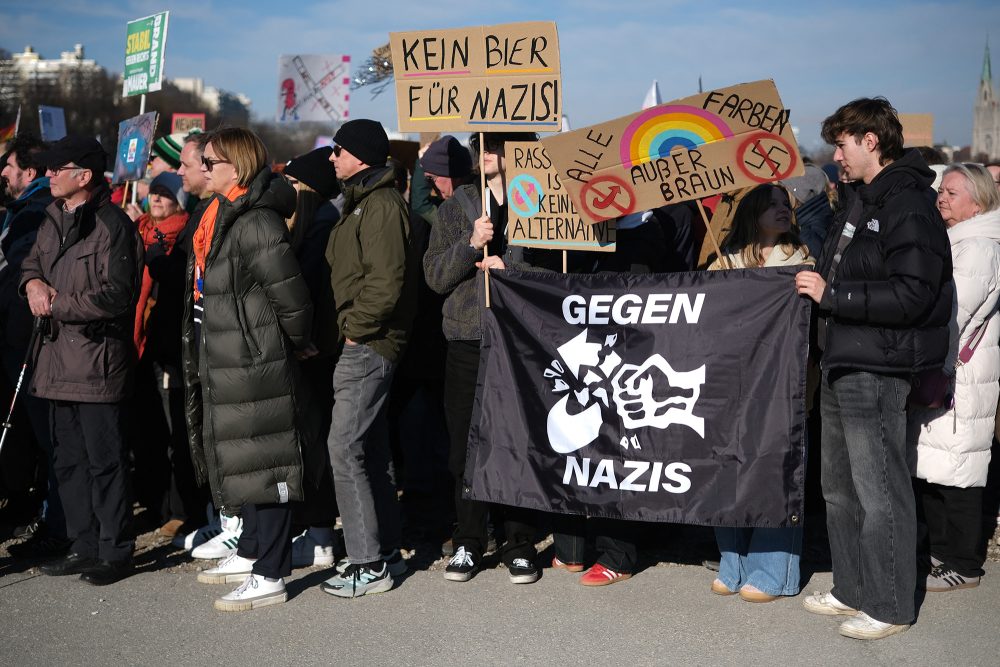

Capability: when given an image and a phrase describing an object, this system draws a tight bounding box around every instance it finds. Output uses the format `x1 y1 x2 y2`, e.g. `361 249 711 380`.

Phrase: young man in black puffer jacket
795 98 953 640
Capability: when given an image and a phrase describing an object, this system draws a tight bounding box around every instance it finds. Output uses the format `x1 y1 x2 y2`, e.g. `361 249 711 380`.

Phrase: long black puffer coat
181 167 313 515
816 149 953 373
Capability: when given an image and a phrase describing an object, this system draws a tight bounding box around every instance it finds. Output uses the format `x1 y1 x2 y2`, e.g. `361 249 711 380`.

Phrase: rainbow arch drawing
619 105 734 168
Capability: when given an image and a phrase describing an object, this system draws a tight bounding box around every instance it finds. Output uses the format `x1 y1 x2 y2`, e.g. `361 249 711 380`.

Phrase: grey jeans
328 342 401 564
821 369 916 625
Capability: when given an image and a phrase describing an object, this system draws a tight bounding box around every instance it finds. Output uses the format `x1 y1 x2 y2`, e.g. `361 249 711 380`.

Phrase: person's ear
863 132 879 153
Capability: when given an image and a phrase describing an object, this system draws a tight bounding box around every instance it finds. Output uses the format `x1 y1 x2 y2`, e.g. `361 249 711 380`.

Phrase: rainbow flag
0 122 15 143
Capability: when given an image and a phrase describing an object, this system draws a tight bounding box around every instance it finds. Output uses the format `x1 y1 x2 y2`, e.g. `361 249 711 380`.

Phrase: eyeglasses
50 164 83 174
470 137 503 153
201 156 230 172
332 145 343 157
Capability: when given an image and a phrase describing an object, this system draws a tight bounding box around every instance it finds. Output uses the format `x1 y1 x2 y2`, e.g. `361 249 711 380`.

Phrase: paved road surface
1 559 997 665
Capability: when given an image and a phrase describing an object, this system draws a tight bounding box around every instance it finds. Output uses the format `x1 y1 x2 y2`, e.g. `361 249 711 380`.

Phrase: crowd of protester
1 97 999 639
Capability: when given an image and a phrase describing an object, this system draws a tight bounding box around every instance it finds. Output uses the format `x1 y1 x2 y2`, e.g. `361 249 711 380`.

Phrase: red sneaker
551 556 584 573
579 563 632 586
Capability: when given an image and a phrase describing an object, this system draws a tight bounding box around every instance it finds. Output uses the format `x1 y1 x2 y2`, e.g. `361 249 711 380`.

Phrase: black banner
465 267 810 527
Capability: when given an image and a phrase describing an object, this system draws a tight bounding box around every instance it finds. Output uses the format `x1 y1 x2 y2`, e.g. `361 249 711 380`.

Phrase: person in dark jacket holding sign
424 131 545 585
20 135 143 586
179 128 314 612
795 98 953 640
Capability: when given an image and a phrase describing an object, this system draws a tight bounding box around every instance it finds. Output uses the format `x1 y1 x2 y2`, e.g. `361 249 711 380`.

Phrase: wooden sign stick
480 131 491 308
120 181 130 210
696 199 731 270
562 250 567 274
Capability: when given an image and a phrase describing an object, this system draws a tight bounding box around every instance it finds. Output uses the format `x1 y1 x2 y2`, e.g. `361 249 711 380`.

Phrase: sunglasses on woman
201 156 230 171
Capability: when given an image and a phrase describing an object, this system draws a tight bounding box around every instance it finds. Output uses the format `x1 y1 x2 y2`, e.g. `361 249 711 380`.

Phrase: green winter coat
181 167 313 515
325 166 416 362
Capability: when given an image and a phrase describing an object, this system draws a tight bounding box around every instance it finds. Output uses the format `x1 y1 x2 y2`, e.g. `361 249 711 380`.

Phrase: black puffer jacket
181 168 313 515
816 149 953 373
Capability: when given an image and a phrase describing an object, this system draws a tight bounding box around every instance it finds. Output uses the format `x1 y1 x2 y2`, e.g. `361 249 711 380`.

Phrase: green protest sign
123 11 169 97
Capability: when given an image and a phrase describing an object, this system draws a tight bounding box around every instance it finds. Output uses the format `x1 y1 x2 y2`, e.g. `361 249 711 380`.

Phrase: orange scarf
134 211 189 357
192 184 247 300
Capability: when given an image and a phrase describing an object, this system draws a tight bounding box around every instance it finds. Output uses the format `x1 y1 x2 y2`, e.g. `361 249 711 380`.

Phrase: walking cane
0 316 46 456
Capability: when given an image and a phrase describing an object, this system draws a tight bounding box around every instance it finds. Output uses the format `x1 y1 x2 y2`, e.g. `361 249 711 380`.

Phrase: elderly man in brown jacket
19 136 142 586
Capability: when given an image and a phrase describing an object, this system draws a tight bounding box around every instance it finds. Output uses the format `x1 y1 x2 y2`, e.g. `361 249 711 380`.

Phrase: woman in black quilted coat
180 127 314 611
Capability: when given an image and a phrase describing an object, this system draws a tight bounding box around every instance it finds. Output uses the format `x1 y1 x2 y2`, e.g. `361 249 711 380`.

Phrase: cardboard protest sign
123 11 169 96
112 112 158 184
506 142 615 252
277 55 351 123
542 80 803 224
171 113 205 134
900 113 934 147
389 22 561 132
38 105 66 142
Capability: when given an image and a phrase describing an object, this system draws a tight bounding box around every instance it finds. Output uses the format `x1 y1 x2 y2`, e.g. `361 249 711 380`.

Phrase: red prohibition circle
736 131 799 183
579 175 636 222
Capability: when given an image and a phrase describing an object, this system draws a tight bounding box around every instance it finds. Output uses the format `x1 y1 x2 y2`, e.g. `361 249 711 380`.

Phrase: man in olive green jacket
320 119 417 598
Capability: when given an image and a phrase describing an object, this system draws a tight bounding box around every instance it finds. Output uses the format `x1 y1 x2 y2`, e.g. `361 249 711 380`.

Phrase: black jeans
444 339 536 564
237 503 293 579
916 479 985 577
51 401 133 562
552 514 638 573
820 370 915 625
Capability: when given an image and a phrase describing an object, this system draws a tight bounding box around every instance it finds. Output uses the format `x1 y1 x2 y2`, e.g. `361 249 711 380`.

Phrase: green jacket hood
340 166 397 211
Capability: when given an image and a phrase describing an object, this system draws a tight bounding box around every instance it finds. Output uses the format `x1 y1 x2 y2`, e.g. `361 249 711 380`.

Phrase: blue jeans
715 527 802 596
821 370 916 625
328 343 401 564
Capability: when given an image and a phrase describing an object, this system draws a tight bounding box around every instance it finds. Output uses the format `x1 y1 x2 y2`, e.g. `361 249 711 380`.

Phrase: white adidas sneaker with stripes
191 514 243 560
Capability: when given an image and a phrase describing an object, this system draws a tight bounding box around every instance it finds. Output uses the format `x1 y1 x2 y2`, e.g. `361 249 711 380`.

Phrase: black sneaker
443 546 478 582
380 549 408 577
12 519 41 540
39 552 99 576
79 559 134 586
8 532 73 560
508 558 539 584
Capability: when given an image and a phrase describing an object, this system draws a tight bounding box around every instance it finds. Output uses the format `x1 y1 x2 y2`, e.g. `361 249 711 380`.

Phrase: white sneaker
191 515 242 560
197 553 256 584
291 529 335 568
214 574 286 612
802 591 858 616
839 612 909 640
172 516 222 551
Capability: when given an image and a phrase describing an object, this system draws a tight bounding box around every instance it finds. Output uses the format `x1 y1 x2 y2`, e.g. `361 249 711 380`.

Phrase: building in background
972 41 1000 161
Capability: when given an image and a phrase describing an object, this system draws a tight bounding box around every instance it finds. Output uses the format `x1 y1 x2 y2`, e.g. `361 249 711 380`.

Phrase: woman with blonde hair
910 162 1000 592
180 127 314 611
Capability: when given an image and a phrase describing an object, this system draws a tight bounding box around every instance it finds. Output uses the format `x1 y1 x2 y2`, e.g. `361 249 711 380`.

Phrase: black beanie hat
420 135 472 178
333 119 389 168
284 146 339 199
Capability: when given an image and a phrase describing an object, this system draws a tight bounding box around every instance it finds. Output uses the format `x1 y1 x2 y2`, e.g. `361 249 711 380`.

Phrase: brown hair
820 97 904 166
720 184 806 267
203 127 268 187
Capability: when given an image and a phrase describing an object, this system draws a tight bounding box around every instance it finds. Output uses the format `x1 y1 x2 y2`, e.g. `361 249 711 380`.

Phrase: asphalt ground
1 528 998 666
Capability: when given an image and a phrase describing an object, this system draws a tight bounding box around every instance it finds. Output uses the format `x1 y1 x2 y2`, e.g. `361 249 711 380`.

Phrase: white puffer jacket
909 207 1000 488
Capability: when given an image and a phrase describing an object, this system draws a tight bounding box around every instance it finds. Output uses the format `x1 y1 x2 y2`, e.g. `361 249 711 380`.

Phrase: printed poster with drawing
112 112 158 185
276 55 351 123
542 79 804 224
465 268 810 527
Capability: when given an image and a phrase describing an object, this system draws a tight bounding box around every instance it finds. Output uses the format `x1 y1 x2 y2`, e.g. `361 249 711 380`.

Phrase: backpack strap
453 186 482 224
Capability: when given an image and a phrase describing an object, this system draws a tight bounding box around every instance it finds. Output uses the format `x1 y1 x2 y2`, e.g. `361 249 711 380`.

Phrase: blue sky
3 1 999 152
